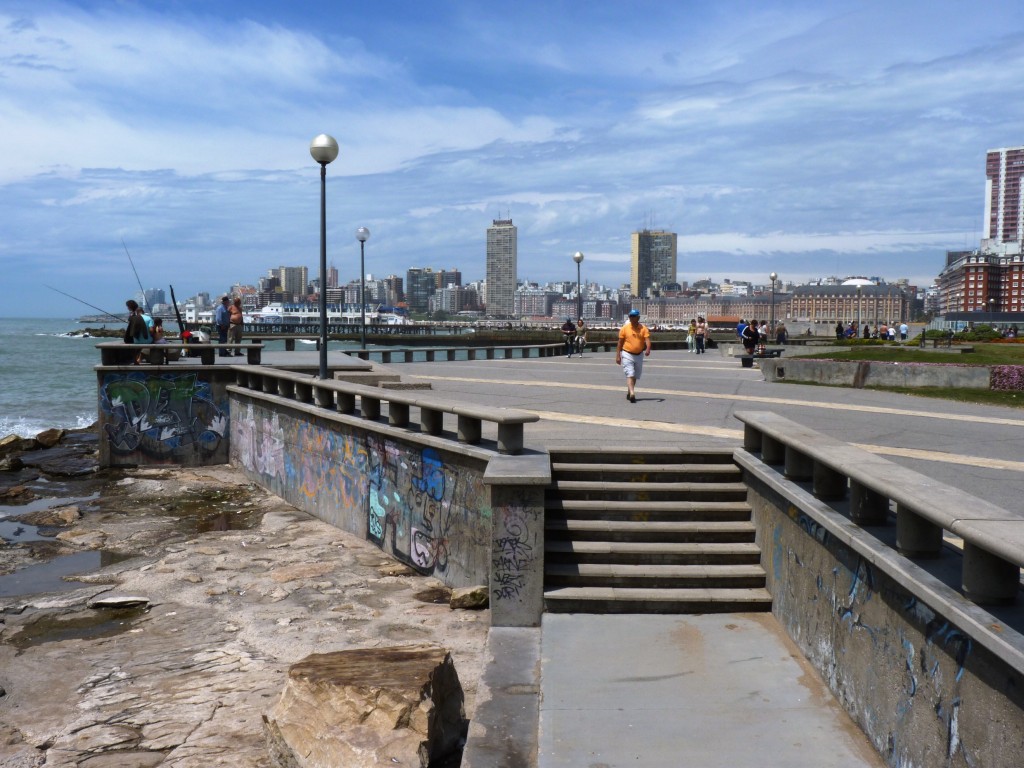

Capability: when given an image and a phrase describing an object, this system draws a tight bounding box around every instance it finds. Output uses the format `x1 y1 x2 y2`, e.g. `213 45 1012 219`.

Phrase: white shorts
621 350 643 379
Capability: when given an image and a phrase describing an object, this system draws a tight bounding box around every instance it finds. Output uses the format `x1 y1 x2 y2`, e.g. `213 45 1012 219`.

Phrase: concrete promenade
396 348 1022 767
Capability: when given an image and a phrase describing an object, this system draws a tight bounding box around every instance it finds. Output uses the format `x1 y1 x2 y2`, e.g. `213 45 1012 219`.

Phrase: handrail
735 410 1024 605
232 366 538 454
96 341 263 366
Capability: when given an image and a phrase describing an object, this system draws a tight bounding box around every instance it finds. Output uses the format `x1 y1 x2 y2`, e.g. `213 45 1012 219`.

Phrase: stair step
543 586 773 614
545 519 756 543
545 541 761 565
548 480 748 501
545 562 766 588
547 500 752 521
551 462 742 481
549 448 736 465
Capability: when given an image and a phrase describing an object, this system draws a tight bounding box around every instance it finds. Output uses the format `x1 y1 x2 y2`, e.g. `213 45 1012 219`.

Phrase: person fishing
124 299 151 365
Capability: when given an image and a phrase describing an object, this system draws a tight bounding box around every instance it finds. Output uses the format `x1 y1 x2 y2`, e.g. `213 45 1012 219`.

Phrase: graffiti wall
749 486 1024 768
230 395 492 587
99 371 229 466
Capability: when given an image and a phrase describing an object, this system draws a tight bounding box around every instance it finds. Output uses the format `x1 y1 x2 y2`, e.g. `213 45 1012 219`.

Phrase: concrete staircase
543 448 772 614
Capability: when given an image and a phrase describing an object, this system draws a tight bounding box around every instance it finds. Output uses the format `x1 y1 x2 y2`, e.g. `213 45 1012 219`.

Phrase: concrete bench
735 410 1024 605
97 342 263 366
248 334 321 351
234 367 538 454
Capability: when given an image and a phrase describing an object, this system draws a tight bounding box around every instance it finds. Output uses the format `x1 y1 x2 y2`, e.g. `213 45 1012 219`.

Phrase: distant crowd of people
833 321 909 341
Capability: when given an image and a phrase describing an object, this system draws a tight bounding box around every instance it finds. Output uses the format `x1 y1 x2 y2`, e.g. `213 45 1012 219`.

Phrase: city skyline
6 1 1024 318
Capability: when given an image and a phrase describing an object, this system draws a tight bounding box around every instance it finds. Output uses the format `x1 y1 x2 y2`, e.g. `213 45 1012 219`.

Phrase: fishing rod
122 238 152 314
44 284 126 323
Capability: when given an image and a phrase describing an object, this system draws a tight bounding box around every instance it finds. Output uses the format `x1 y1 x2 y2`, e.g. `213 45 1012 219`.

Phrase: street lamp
310 133 339 380
989 297 996 329
573 251 584 320
356 227 371 349
769 272 777 334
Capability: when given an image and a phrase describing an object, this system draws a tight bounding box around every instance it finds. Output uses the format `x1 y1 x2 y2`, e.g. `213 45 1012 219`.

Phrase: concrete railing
232 366 539 454
736 410 1023 605
96 341 263 366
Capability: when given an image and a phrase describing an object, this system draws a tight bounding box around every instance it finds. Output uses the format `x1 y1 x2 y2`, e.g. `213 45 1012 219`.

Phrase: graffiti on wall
102 372 226 461
491 502 539 602
232 403 367 515
366 434 487 577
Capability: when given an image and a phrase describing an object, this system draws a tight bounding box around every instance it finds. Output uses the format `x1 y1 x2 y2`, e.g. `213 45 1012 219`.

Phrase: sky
4 0 1024 318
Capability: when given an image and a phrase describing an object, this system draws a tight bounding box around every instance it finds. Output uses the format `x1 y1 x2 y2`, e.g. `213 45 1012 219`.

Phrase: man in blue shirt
736 318 747 341
214 296 231 357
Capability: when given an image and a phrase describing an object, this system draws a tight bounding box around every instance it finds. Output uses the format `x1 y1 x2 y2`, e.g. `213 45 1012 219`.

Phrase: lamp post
573 251 584 320
989 297 996 329
856 286 862 334
769 272 777 334
356 227 370 349
310 133 339 380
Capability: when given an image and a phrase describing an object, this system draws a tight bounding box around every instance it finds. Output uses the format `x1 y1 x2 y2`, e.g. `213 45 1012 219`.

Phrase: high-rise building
984 146 1024 254
272 266 309 298
630 230 677 298
406 268 436 313
435 269 462 290
486 219 517 317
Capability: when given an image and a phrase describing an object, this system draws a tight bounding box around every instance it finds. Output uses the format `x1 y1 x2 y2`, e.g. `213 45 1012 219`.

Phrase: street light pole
573 251 584 320
356 227 371 350
856 286 862 334
310 134 339 380
769 272 777 334
989 297 996 329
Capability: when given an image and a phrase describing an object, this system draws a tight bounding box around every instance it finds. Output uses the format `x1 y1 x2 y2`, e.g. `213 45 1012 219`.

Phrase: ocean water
0 318 103 438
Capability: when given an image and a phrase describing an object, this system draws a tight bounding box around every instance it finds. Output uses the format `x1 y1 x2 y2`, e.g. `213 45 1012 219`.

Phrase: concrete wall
742 457 1024 768
759 358 992 389
97 367 233 467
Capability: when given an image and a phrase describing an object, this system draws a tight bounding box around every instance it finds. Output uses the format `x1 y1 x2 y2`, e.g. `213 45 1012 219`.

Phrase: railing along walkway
736 410 1024 605
232 366 538 454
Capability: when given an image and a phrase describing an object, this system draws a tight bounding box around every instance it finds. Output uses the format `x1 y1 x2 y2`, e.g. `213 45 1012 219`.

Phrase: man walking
215 296 231 357
615 309 651 403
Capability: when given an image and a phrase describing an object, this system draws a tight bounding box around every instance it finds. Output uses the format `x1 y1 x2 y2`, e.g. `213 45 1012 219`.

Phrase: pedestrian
742 318 759 355
688 318 697 353
736 318 747 340
615 309 651 403
574 318 587 356
835 321 844 340
775 322 788 345
694 316 707 354
561 317 576 357
215 296 231 357
229 297 244 356
899 322 908 341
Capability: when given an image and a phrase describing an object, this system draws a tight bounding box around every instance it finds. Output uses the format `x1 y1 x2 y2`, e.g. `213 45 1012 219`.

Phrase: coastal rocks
265 645 467 768
451 585 490 610
14 505 81 527
35 428 66 449
0 484 35 502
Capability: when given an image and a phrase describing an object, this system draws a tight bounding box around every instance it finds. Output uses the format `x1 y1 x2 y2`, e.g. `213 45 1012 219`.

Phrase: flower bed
991 365 1024 391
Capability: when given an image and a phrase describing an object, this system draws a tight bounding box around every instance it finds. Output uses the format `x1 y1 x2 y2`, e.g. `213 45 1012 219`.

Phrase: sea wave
0 412 97 439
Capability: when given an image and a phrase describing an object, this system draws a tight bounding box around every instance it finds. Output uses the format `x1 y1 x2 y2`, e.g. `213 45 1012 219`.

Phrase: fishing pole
44 284 126 323
122 238 151 314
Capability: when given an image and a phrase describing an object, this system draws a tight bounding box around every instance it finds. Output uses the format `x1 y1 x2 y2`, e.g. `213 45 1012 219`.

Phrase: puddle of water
0 519 51 543
0 550 131 598
0 492 100 520
7 605 148 650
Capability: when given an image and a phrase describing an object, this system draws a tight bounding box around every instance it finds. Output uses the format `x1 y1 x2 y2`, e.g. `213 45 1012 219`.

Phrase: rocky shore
0 429 488 767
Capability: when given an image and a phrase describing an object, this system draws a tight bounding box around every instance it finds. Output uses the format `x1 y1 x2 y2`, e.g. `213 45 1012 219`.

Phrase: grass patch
790 343 1024 367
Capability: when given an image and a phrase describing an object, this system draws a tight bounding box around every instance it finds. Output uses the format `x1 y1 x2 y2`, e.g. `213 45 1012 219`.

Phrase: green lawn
785 342 1024 408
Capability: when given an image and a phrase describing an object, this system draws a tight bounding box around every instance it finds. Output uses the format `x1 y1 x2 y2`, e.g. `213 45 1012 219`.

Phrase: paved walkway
415 348 1022 767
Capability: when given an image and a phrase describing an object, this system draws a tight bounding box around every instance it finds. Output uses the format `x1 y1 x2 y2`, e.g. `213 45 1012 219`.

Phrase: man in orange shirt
615 309 652 403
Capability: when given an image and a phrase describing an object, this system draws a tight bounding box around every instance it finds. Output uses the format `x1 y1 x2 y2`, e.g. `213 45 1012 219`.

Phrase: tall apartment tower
486 219 517 317
984 146 1024 254
273 266 309 298
630 229 677 298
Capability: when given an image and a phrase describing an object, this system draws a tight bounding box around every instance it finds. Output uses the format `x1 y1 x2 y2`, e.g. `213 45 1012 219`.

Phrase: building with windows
934 147 1024 325
271 266 309 299
486 219 517 317
405 268 437 314
630 229 677 298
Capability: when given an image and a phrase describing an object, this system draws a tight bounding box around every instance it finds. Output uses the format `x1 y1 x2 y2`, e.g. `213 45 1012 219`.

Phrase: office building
271 266 309 299
631 230 677 298
984 146 1024 254
406 268 437 314
486 219 517 317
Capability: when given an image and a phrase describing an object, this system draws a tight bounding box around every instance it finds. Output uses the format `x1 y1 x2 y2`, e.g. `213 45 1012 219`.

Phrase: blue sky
4 1 1024 318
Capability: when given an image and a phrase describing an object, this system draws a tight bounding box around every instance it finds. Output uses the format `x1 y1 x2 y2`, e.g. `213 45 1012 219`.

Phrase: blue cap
628 309 640 317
